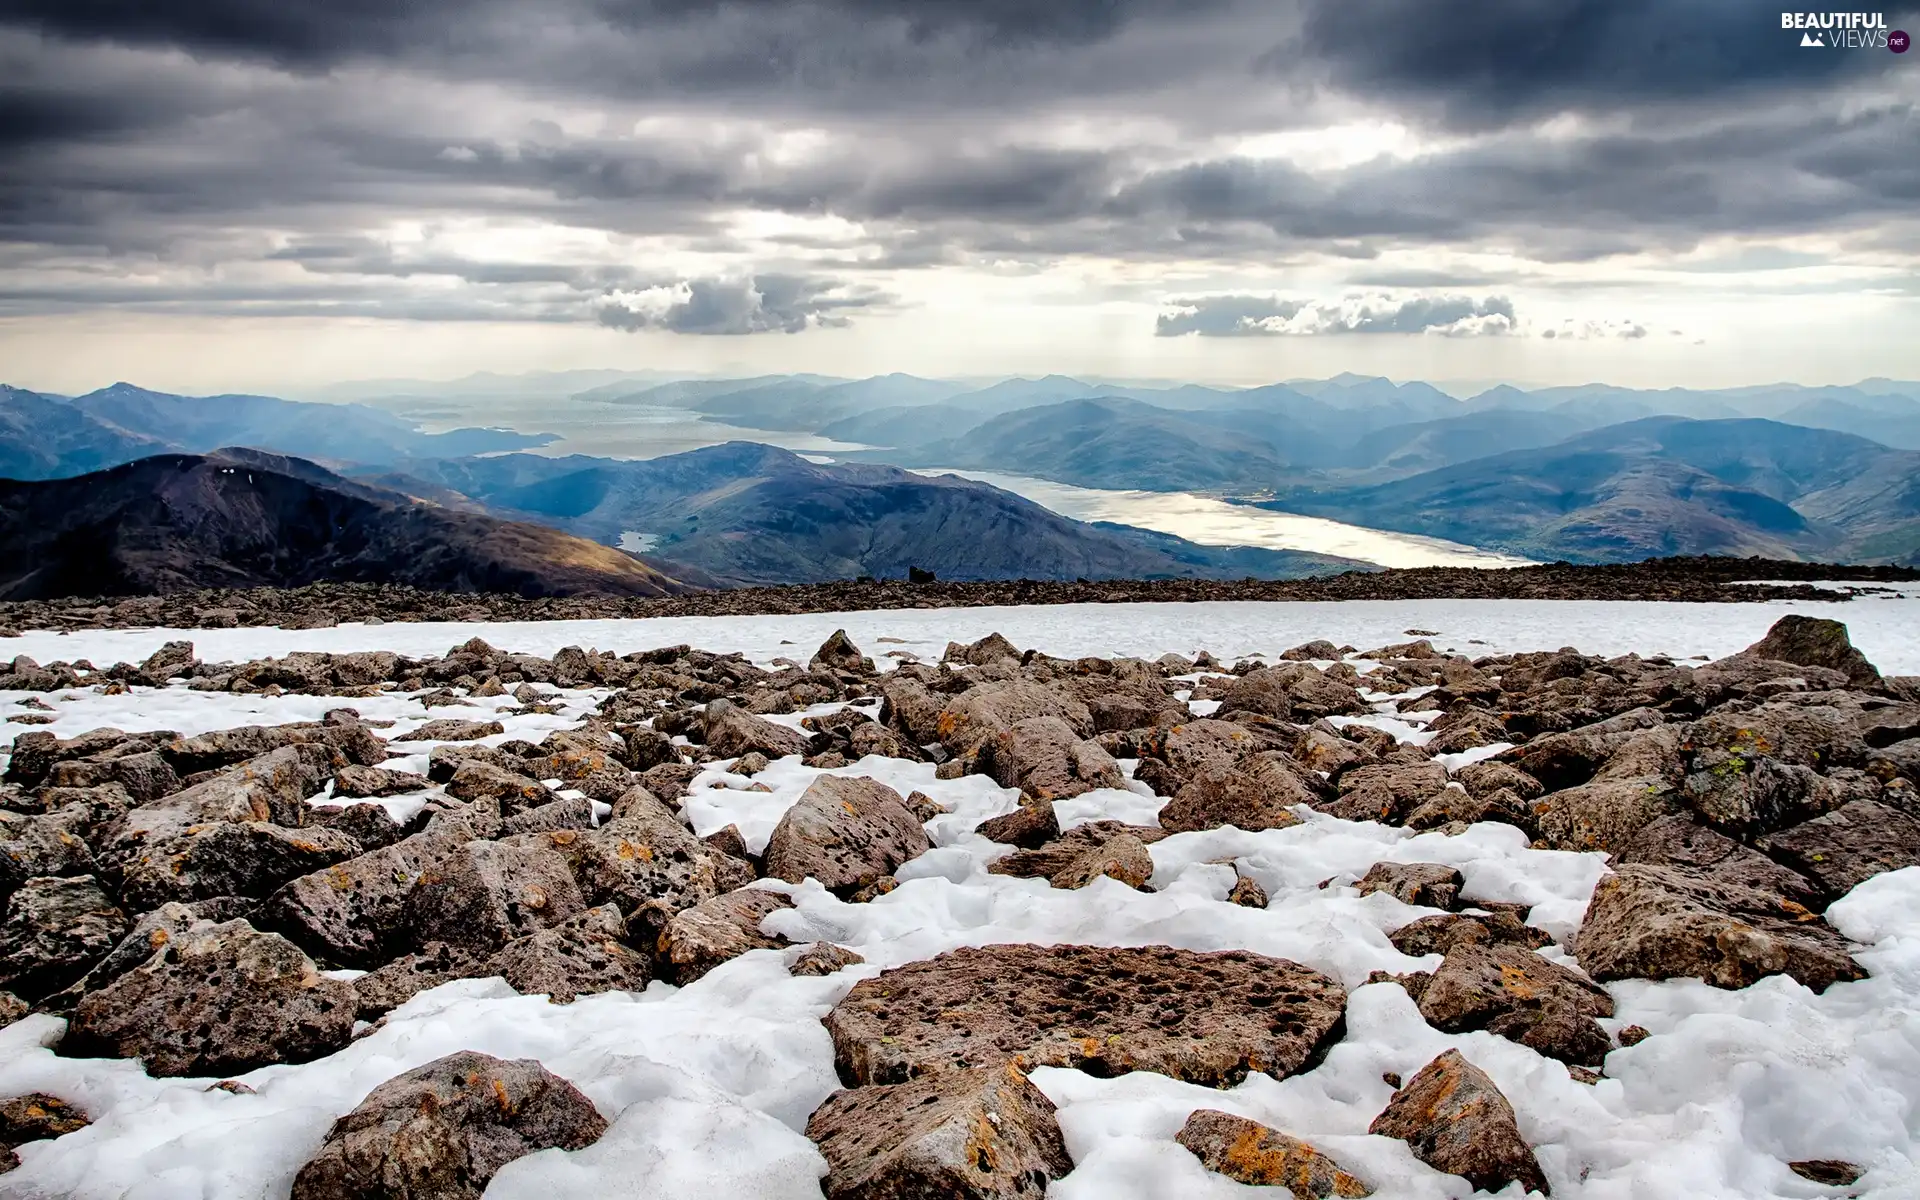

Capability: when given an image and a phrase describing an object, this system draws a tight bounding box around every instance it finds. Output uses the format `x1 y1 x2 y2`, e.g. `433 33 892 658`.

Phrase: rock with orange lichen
289 1051 606 1200
1369 1049 1550 1196
805 1063 1071 1199
824 943 1345 1089
1176 1109 1370 1198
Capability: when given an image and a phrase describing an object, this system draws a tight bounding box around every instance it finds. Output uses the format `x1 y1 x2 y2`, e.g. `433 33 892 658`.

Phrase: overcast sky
1 0 1916 393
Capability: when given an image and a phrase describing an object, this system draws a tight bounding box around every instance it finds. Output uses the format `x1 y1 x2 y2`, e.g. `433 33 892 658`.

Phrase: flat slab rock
290 1051 607 1200
1176 1109 1371 1199
1576 863 1863 993
825 943 1347 1090
806 1063 1072 1200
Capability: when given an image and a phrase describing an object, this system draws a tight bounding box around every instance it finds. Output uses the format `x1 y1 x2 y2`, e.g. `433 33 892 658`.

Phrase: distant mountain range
1273 417 1920 564
0 382 556 480
6 370 1920 592
0 451 687 600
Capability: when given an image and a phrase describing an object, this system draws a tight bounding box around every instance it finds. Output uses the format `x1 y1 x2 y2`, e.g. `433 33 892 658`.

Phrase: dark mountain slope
385 442 1367 585
0 453 690 600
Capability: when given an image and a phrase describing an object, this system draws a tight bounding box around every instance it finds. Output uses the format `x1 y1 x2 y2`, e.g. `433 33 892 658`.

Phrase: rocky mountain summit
0 613 1915 1195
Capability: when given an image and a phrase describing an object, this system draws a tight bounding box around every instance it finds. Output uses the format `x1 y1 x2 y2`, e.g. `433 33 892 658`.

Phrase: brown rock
1575 863 1863 992
703 699 810 760
392 719 504 743
1788 1160 1864 1186
656 887 794 984
1388 912 1550 959
1323 763 1448 824
826 943 1346 1089
331 765 429 799
1160 753 1317 834
1176 1109 1370 1198
1218 665 1367 723
1368 1049 1550 1196
1228 876 1269 908
976 716 1124 800
934 682 1093 760
405 838 586 953
1418 942 1615 1065
1355 862 1463 910
1533 775 1680 855
763 776 930 897
810 630 873 675
806 1063 1071 1200
1618 815 1822 909
0 1092 89 1147
1755 800 1920 903
987 822 1168 881
443 762 555 814
258 816 477 968
0 874 129 1000
1050 831 1156 891
288 1051 607 1200
490 904 650 1003
975 800 1061 849
64 919 357 1077
1743 615 1881 688
790 942 865 977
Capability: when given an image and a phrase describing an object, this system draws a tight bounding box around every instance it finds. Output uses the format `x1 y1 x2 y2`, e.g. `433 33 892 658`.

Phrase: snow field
1 601 1919 1197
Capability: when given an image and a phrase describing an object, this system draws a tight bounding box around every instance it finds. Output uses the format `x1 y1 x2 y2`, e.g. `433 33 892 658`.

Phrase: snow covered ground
7 591 1920 678
2 599 1919 1199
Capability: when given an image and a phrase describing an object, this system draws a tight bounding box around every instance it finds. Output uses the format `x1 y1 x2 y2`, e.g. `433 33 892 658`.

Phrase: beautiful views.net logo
1781 11 1909 50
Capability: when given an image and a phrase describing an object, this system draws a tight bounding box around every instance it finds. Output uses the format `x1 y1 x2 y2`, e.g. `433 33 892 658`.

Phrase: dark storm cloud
0 0 1914 332
1157 293 1516 337
1278 0 1916 126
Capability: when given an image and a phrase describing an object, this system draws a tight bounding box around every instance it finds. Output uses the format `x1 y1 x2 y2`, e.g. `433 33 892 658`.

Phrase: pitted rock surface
64 918 357 1077
1576 863 1863 992
656 887 794 984
763 775 930 896
289 1051 607 1200
805 1063 1072 1200
1160 752 1318 834
1368 1049 1550 1197
1176 1109 1371 1198
986 822 1169 882
1418 942 1616 1066
825 943 1346 1089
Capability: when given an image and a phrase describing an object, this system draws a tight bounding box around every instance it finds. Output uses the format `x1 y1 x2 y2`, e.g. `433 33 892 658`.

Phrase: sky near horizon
2 1 1917 395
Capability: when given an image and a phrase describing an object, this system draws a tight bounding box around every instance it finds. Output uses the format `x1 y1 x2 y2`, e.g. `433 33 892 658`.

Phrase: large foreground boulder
290 1052 607 1200
826 943 1346 1089
1369 1049 1550 1196
1742 615 1881 688
806 1063 1072 1200
63 919 356 1077
1575 863 1863 992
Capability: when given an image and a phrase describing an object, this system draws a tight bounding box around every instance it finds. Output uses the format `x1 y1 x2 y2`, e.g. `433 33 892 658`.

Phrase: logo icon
1801 30 1825 45
1892 29 1911 51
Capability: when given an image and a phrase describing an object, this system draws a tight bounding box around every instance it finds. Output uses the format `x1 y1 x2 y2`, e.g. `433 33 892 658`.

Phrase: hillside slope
383 442 1369 584
0 453 691 599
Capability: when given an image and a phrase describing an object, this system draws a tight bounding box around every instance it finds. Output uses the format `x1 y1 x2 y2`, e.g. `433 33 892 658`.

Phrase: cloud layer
0 0 1915 348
